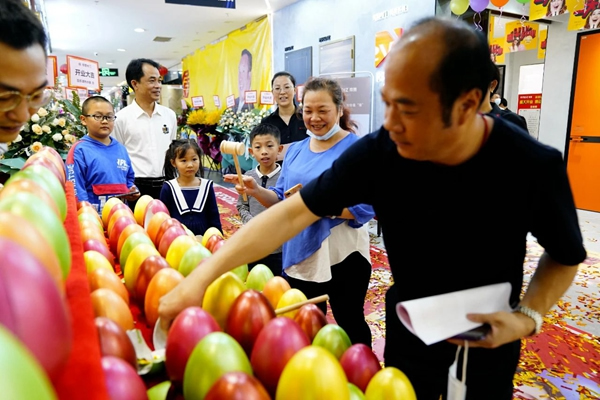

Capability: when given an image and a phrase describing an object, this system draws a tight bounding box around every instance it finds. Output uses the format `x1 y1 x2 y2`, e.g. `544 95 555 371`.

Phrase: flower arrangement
0 92 85 174
216 107 271 144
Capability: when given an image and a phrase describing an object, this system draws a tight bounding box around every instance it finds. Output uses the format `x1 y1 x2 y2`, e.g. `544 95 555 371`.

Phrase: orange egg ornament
90 288 134 331
144 268 184 327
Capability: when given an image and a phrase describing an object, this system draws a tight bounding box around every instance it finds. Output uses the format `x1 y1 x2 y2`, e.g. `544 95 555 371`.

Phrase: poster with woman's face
505 20 540 53
530 0 568 21
567 0 600 31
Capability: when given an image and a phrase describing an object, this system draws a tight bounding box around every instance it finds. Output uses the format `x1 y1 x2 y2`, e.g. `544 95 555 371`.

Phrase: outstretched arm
158 192 320 327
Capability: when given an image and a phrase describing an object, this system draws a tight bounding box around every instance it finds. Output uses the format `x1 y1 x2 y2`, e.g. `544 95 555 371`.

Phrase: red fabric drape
52 182 109 399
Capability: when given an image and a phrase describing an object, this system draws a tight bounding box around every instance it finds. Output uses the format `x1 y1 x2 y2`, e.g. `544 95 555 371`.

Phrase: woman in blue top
224 77 375 347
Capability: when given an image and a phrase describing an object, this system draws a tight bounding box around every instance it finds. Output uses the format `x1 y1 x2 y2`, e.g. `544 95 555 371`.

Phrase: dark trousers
129 177 165 211
249 252 282 277
384 284 521 400
284 251 372 347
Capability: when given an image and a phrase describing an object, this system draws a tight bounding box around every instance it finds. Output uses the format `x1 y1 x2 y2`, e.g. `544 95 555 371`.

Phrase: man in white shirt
112 58 177 203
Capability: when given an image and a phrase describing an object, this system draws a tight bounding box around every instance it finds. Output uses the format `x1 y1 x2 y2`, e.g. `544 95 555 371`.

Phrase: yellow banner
505 20 539 53
567 0 600 30
538 27 548 59
530 0 569 21
182 17 272 111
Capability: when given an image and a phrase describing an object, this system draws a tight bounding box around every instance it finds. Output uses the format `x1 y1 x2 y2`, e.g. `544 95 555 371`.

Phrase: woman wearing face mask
224 77 375 348
261 71 308 162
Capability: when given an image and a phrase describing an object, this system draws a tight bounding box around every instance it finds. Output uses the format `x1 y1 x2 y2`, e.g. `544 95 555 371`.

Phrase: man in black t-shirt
159 17 586 400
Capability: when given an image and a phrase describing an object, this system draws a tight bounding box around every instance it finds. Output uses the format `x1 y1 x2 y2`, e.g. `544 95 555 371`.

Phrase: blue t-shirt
66 135 135 213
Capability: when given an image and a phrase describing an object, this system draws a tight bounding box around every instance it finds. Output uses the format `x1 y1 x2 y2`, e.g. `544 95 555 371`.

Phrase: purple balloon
101 356 148 400
470 0 489 12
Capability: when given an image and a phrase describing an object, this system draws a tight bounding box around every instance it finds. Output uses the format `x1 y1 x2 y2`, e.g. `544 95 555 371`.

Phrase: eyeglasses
273 86 293 93
0 88 52 112
83 114 117 122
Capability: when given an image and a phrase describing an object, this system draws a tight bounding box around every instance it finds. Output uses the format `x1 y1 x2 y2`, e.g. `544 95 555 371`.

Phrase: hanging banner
182 17 272 112
505 20 539 53
517 94 543 139
538 26 548 59
490 38 506 64
568 0 600 30
530 0 569 21
489 15 508 64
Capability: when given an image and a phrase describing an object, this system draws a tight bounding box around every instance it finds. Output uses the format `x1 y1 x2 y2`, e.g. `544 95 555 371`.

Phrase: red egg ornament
0 237 72 380
250 317 310 396
165 307 221 386
339 343 382 392
205 371 270 400
101 356 147 400
95 317 137 369
226 289 275 356
59 63 68 74
293 303 328 342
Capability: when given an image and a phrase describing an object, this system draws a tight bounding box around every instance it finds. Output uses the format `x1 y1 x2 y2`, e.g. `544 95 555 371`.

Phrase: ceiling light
134 28 145 33
117 48 126 52
106 62 113 65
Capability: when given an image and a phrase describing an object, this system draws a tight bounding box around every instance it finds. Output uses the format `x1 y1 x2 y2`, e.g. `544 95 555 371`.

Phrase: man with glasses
0 0 52 145
112 58 177 204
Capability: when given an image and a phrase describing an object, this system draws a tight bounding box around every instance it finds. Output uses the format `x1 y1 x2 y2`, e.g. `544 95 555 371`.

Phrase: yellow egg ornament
364 367 416 400
276 345 350 400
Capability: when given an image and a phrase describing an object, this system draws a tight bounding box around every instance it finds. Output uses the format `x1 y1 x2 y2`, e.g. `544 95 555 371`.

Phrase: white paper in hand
396 282 512 345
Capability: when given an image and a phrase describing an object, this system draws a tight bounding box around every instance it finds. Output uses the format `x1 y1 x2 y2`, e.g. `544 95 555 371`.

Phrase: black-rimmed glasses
83 114 117 122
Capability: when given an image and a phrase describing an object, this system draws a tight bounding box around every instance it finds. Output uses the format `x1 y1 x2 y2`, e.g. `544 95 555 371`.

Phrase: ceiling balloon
450 0 470 15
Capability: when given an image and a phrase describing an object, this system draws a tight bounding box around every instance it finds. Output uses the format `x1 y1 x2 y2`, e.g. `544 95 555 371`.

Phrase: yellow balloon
276 288 307 318
276 346 350 400
364 367 416 400
450 0 469 15
202 272 245 329
165 235 198 270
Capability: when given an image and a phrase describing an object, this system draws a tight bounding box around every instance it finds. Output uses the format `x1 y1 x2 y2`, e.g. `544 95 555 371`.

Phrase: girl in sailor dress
159 139 222 236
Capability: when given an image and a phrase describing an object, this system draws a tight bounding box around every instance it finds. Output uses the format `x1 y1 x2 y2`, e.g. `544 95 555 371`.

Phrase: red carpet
53 182 109 399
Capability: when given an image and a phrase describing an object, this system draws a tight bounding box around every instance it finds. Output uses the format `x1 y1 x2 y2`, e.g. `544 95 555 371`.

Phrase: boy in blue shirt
66 96 139 213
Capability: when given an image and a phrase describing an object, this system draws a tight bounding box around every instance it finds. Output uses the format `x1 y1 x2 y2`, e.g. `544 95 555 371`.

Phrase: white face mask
493 98 501 105
306 123 340 141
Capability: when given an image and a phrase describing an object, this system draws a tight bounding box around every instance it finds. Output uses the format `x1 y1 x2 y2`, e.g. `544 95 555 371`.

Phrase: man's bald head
388 17 493 126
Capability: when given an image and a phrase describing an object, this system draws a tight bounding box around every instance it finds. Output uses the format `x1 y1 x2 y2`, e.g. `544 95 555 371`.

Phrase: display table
52 182 109 399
